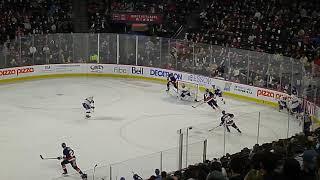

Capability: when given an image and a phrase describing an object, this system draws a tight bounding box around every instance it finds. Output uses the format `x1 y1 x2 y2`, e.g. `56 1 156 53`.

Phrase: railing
0 33 312 99
178 110 303 161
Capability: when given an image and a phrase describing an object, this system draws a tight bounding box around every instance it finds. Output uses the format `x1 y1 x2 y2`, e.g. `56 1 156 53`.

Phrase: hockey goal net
177 80 199 101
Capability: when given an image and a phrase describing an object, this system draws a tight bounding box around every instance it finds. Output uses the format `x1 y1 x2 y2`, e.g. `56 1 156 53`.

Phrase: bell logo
132 67 144 75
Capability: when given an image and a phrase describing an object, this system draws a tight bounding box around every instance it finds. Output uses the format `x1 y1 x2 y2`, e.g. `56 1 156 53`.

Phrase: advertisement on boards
0 67 34 77
131 66 144 75
233 84 254 95
187 74 213 86
149 69 182 80
90 65 104 73
113 66 128 74
256 88 289 102
55 64 81 72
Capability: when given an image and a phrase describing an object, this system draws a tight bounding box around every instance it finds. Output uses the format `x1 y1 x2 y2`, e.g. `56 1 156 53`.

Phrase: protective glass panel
73 33 89 63
227 48 249 84
194 43 214 77
174 39 194 72
18 36 36 66
119 34 136 65
137 36 161 67
33 34 48 65
99 33 117 64
159 38 172 69
88 34 98 63
56 34 74 63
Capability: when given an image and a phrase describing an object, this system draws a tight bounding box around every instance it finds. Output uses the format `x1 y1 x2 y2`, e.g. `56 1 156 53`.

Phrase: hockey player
220 110 241 133
58 143 87 179
179 83 191 100
278 96 288 112
204 89 219 110
288 95 302 118
82 96 95 118
214 88 225 104
166 73 178 92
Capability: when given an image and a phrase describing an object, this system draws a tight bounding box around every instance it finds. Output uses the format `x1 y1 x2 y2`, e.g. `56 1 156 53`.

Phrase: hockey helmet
205 89 210 92
61 143 67 148
222 110 226 115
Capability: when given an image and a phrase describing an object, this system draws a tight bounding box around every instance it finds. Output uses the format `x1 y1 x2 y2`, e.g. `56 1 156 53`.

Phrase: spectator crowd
135 128 320 180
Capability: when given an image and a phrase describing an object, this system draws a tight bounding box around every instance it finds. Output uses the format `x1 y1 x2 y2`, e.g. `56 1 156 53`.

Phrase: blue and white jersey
83 96 94 110
279 97 287 107
221 113 235 125
290 95 300 109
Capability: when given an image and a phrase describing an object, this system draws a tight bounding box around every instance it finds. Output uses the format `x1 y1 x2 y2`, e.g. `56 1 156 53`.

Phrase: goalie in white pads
219 110 241 133
82 96 95 118
179 83 192 100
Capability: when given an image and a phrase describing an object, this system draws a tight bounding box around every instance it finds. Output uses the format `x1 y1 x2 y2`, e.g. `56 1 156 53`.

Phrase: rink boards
0 63 319 121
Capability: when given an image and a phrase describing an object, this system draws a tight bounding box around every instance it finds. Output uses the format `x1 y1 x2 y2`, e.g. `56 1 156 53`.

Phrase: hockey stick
40 155 59 160
93 164 98 180
192 98 212 108
192 101 205 108
208 125 221 132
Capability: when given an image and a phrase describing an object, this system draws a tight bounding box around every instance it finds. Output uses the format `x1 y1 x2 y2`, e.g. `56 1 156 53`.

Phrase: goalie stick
40 155 59 160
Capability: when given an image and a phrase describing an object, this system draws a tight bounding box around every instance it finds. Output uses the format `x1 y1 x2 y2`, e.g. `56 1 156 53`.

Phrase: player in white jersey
179 83 191 100
288 95 302 119
289 95 302 114
219 110 241 133
82 96 95 118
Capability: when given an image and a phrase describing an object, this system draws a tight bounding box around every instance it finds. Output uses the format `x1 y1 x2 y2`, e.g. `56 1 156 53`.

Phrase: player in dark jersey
204 89 219 110
166 73 178 92
219 110 241 133
214 88 225 104
58 143 87 179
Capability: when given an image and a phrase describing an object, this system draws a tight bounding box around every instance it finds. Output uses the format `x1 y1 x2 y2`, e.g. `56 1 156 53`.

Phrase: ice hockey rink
0 77 301 180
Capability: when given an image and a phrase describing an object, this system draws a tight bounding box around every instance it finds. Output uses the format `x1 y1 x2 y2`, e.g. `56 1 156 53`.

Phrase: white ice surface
0 78 301 180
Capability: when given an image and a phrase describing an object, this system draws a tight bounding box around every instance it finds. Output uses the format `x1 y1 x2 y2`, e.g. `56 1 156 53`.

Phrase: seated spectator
282 158 302 180
302 150 318 180
161 171 167 180
155 169 161 180
229 157 244 180
206 170 226 180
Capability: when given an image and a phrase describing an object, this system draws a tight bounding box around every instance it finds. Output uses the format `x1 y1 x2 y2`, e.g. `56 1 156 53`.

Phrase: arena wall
0 63 319 123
